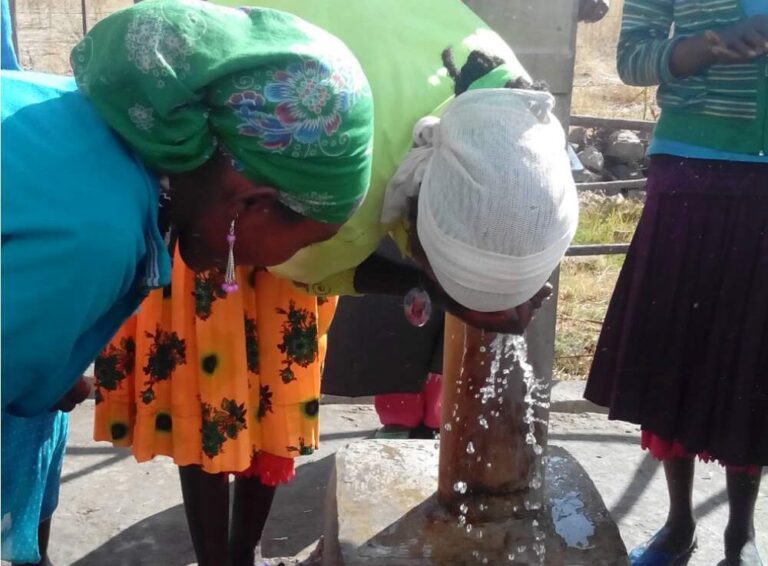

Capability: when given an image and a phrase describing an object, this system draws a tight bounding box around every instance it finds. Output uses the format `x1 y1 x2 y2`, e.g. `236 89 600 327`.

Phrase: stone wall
570 125 649 185
14 0 131 73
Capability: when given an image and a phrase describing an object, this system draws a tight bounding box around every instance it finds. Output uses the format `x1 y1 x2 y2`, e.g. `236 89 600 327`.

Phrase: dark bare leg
178 465 231 566
230 476 277 566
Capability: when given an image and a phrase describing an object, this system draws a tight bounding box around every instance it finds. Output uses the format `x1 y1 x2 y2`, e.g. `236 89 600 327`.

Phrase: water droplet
459 503 468 514
478 416 489 429
465 524 473 533
524 499 542 511
466 442 475 455
453 481 467 494
444 423 452 432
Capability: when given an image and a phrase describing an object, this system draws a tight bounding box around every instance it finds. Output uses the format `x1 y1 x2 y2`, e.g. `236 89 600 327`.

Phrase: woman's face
406 199 552 335
170 156 341 271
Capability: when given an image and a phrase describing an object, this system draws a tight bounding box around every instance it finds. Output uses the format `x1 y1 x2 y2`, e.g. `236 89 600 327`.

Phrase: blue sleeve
1 71 167 416
1 0 19 71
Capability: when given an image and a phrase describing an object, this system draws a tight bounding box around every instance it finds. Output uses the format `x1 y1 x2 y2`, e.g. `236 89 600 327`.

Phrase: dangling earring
222 218 239 294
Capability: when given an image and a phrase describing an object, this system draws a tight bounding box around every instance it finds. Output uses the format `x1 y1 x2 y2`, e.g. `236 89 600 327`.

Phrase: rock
578 145 605 173
323 440 629 565
574 169 603 183
569 126 589 151
606 162 644 181
605 130 646 164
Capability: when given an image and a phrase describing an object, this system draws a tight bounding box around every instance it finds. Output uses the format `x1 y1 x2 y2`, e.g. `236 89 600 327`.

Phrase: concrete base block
323 440 628 565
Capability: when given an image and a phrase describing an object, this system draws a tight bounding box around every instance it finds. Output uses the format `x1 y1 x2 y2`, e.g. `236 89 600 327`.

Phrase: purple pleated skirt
585 155 768 467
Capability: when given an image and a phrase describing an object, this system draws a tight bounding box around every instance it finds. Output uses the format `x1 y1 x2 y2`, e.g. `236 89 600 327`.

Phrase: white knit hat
381 88 578 312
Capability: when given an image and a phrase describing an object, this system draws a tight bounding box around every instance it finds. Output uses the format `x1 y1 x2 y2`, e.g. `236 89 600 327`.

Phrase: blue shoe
629 530 697 566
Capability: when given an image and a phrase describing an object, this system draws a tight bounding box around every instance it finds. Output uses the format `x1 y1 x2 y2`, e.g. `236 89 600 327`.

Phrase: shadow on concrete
692 468 768 521
320 430 376 442
694 488 728 520
66 445 133 456
67 453 336 565
61 453 132 485
262 454 336 558
609 453 660 522
71 504 194 566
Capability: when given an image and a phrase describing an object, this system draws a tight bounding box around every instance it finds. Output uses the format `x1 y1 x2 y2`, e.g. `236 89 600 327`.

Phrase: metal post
80 0 88 36
9 0 19 60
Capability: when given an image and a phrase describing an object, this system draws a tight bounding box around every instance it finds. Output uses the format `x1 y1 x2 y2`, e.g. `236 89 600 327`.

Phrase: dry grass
572 0 660 120
555 194 644 380
555 259 619 380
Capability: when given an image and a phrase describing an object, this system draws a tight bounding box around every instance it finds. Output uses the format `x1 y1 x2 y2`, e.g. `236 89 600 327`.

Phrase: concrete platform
323 439 627 565
3 399 763 565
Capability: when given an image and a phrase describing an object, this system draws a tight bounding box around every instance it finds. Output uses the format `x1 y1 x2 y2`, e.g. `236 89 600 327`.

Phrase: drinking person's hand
51 376 91 412
440 284 553 335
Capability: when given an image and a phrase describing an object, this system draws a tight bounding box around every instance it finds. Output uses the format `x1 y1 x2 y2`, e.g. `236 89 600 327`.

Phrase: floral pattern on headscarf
72 0 373 224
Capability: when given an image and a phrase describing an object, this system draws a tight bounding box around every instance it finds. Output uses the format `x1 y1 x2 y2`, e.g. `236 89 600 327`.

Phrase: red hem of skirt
641 431 760 476
234 451 296 486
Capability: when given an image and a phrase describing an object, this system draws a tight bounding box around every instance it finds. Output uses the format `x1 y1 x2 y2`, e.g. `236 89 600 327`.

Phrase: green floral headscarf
71 0 373 223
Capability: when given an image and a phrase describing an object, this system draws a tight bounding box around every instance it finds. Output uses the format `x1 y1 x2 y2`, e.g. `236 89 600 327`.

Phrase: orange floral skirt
93 250 335 483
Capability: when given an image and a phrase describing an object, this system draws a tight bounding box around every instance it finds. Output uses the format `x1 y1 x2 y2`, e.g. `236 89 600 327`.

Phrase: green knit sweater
618 0 768 155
